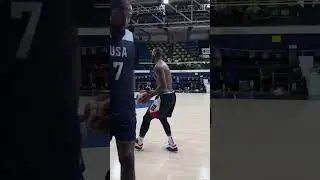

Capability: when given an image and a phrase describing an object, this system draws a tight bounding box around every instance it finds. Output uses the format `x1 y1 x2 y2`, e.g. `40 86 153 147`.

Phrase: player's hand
138 92 152 103
84 95 110 134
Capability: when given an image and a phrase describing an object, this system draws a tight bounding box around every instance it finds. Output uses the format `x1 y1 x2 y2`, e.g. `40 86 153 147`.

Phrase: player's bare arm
150 65 167 97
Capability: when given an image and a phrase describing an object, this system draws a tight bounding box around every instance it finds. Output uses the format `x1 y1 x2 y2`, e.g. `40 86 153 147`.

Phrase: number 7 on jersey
113 62 123 80
11 2 43 59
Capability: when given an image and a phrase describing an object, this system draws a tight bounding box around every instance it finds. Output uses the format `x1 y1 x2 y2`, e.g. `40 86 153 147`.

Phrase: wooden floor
81 95 320 180
109 93 210 180
211 99 320 180
81 93 210 180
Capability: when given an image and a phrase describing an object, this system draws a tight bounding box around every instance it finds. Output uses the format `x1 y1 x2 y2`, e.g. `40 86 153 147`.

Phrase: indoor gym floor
211 99 320 180
80 93 210 180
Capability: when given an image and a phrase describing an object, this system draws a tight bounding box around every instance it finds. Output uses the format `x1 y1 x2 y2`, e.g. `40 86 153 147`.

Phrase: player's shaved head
152 47 163 62
152 48 163 57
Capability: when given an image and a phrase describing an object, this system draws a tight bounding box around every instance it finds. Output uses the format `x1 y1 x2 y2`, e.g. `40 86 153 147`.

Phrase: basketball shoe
166 142 178 152
135 139 143 150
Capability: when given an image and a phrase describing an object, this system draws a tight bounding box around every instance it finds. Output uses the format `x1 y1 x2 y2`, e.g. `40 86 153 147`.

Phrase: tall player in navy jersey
107 0 136 179
3 0 90 179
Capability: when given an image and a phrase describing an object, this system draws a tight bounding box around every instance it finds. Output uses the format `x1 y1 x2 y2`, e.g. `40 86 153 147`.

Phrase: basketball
138 92 150 103
136 90 145 101
84 96 110 134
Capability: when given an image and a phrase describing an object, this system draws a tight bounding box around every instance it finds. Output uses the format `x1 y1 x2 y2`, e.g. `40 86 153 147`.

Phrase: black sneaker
135 139 143 150
166 143 178 152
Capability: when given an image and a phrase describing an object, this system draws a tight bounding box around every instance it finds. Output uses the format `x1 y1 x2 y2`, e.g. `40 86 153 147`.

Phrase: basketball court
80 93 210 180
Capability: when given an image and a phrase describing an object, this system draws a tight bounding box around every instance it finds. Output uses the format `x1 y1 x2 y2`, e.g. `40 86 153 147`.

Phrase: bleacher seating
211 3 320 26
134 40 210 93
172 41 197 62
78 37 210 92
140 41 208 62
137 40 210 70
134 71 209 93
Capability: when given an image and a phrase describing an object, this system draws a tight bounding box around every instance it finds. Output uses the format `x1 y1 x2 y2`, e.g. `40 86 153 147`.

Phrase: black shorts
149 92 176 119
109 113 136 141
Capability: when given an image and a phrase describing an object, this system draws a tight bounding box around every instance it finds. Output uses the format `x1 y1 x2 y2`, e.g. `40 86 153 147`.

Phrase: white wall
309 72 320 98
189 33 209 40
299 56 314 79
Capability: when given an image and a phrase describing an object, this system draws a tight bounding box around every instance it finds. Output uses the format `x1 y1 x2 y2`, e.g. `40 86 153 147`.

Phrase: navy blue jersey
107 29 137 118
2 0 88 178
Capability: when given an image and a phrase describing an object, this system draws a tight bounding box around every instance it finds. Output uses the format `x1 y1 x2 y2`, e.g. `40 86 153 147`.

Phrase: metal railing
212 0 318 6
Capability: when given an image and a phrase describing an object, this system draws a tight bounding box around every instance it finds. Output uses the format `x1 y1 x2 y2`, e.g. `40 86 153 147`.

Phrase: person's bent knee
143 112 152 120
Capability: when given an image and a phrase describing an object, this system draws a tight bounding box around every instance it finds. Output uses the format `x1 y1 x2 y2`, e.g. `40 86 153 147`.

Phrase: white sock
168 136 175 146
138 137 144 144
